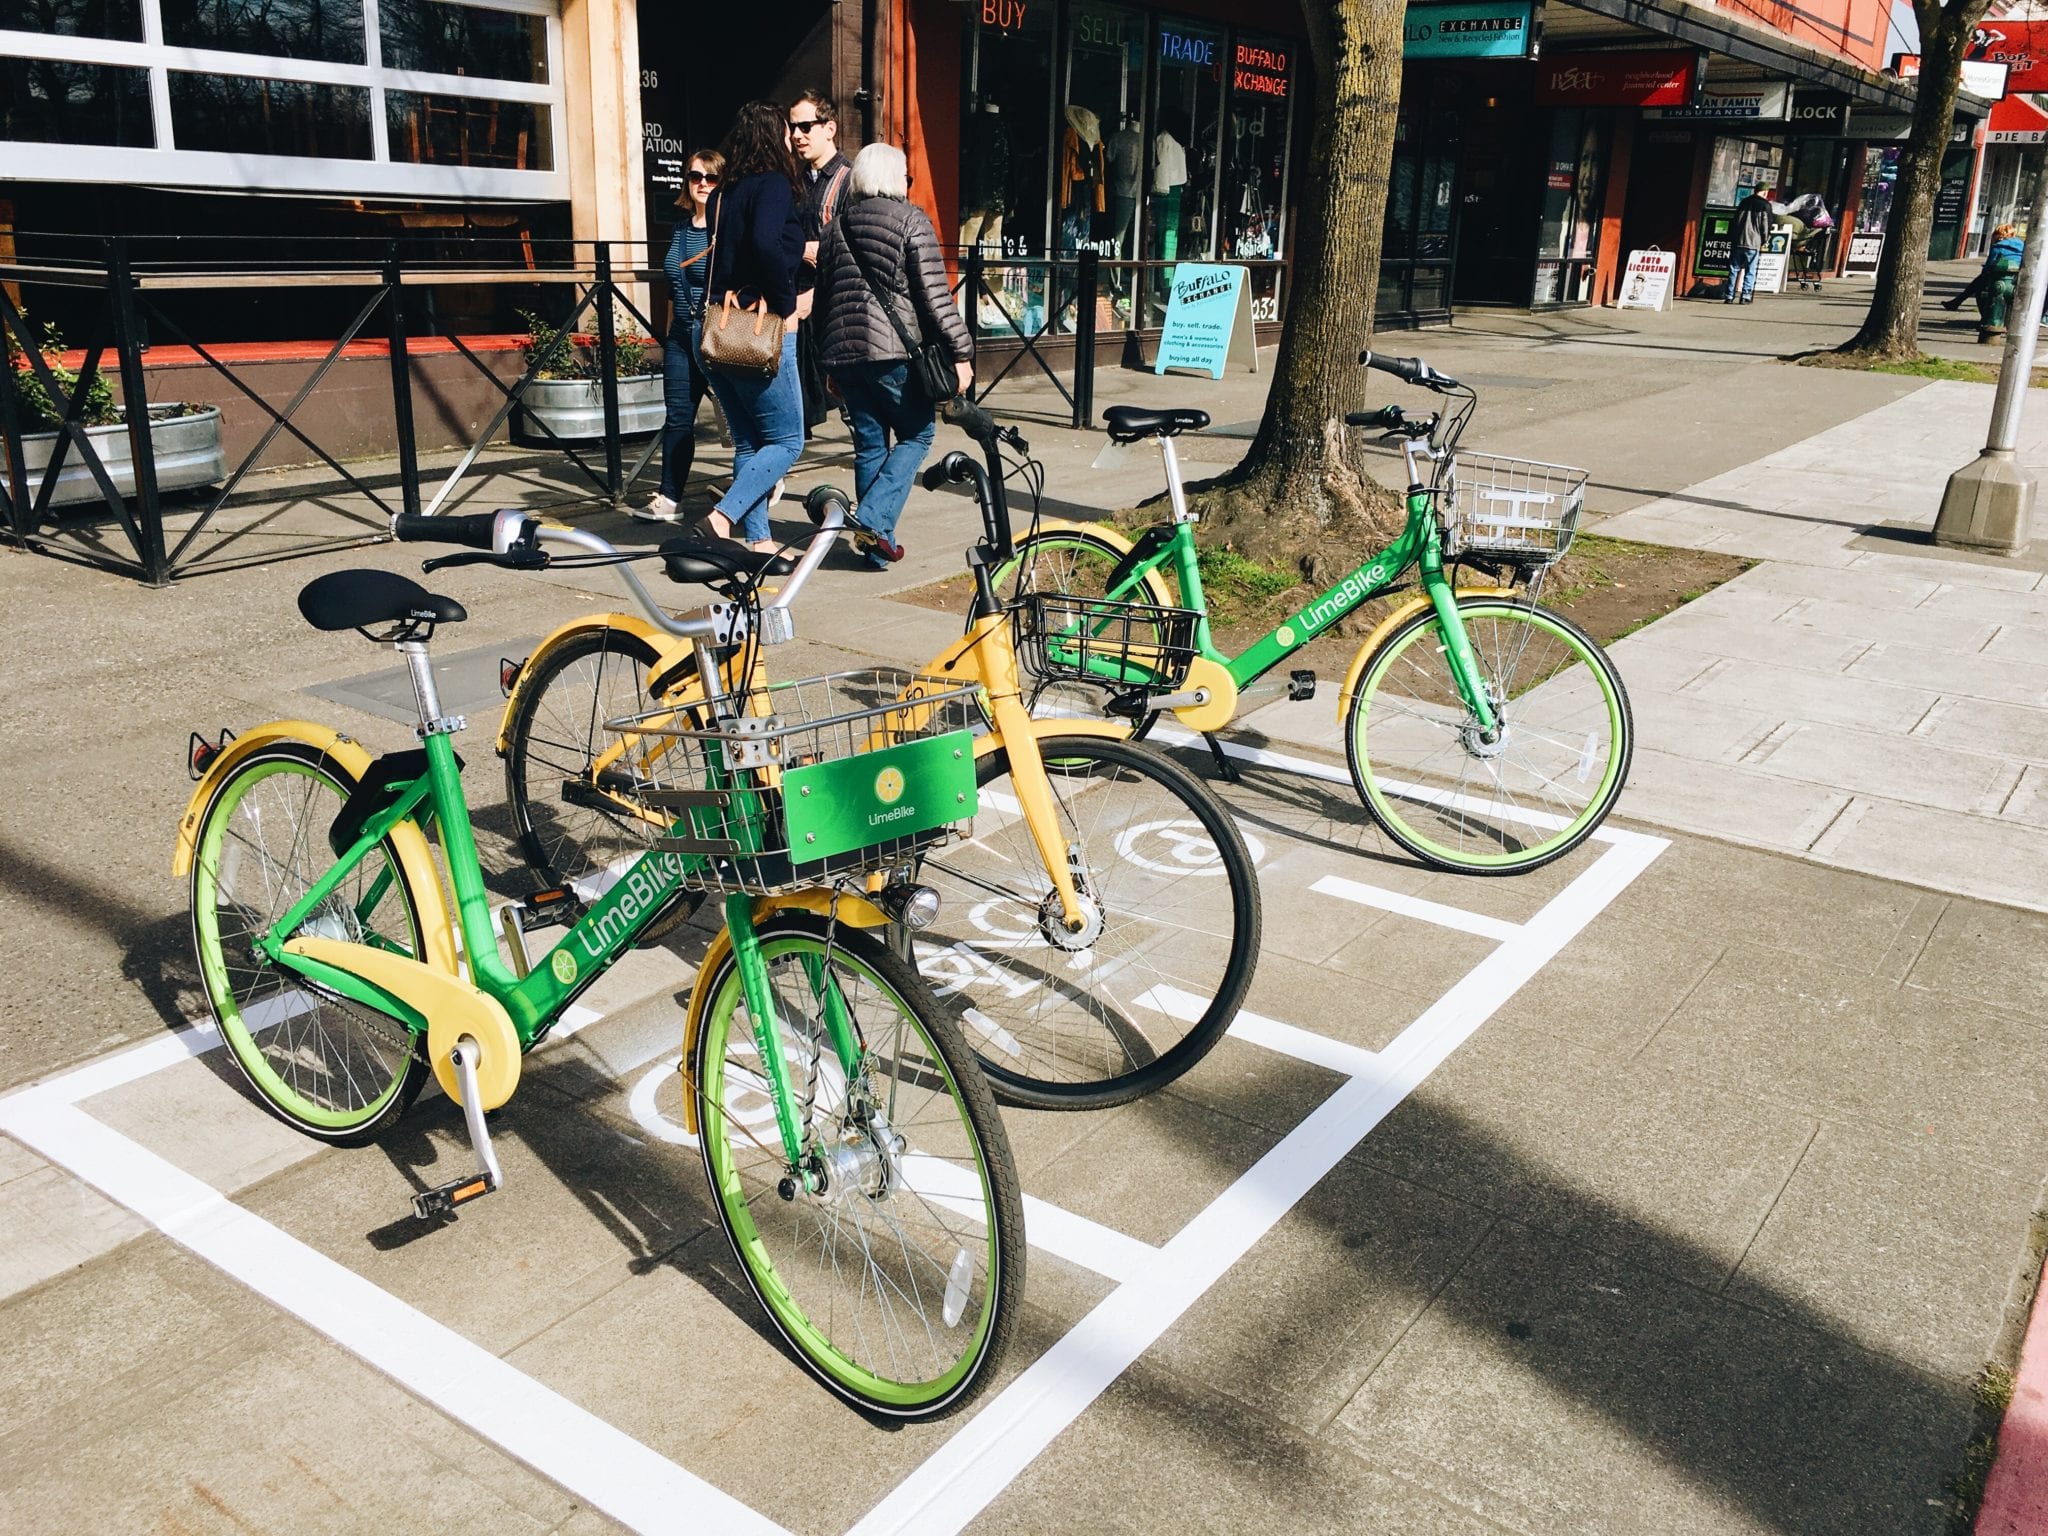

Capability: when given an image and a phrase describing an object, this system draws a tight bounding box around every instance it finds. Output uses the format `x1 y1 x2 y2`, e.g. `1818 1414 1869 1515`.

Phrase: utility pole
1934 144 2048 553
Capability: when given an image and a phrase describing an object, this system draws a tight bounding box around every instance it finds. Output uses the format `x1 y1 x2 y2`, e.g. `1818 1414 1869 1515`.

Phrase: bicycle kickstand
1202 731 1243 785
412 1035 504 1221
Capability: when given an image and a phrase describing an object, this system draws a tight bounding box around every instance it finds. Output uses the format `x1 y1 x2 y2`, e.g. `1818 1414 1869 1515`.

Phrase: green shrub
4 314 120 428
518 305 654 382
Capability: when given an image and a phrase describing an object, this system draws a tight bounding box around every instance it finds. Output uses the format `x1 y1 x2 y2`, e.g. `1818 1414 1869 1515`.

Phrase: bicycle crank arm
1142 687 1211 712
412 1035 504 1221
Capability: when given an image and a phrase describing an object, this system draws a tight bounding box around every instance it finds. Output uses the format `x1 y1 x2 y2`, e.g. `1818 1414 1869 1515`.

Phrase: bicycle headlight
879 884 942 930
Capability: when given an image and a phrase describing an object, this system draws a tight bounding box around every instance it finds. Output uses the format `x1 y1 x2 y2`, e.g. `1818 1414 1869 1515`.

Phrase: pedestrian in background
814 142 974 570
697 100 806 552
1946 223 2025 343
1726 185 1774 304
634 147 721 524
789 90 852 434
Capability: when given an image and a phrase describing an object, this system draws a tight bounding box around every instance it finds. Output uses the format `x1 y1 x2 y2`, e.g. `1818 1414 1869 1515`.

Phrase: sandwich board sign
1615 248 1676 310
1155 264 1258 377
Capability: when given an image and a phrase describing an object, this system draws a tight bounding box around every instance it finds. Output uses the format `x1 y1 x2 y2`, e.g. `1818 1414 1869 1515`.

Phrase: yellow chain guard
1170 655 1240 734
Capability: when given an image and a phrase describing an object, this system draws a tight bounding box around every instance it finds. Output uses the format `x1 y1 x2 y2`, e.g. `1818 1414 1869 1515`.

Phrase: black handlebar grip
1358 350 1427 384
919 462 951 493
944 396 999 444
393 510 503 548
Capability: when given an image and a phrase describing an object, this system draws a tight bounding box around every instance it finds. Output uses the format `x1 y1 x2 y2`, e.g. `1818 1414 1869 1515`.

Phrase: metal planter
515 375 664 441
18 405 227 508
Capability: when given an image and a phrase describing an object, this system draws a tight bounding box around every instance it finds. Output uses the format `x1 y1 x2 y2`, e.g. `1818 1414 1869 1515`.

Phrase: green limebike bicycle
997 348 1634 875
173 504 1022 1419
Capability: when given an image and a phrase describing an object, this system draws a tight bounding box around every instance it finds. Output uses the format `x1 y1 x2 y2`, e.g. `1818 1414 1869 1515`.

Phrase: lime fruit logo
551 949 578 986
1276 624 1297 648
875 766 906 805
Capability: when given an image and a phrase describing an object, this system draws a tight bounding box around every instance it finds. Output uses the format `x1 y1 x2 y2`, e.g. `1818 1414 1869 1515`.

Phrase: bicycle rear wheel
995 528 1169 736
915 735 1260 1110
188 740 430 1144
691 913 1022 1420
1344 597 1632 874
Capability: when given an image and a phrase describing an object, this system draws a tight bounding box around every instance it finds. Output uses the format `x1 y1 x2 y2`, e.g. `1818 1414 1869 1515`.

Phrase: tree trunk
1184 0 1405 579
1838 0 1989 360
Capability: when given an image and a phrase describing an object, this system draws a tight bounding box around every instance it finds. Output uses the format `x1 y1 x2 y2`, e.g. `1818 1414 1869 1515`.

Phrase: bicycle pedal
513 887 580 932
411 1171 497 1222
1287 669 1317 702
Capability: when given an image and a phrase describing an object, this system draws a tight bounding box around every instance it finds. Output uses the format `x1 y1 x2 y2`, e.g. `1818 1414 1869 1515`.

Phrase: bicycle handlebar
392 509 524 550
1359 350 1462 392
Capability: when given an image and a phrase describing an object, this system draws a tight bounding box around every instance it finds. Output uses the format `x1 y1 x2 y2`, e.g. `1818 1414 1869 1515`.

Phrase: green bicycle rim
193 754 420 1132
698 931 1002 1409
1355 601 1626 869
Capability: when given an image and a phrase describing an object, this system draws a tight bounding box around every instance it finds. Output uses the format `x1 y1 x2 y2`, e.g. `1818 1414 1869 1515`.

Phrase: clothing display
1152 129 1187 197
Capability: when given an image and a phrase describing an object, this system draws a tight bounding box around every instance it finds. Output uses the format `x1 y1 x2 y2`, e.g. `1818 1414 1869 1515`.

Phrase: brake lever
421 550 549 574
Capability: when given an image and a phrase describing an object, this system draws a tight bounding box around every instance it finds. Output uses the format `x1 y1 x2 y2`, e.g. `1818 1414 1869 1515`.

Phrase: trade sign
1404 2 1536 60
1649 80 1790 121
1533 49 1697 107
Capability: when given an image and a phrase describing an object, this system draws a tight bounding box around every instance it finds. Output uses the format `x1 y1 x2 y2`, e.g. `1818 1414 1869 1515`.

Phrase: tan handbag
697 194 785 379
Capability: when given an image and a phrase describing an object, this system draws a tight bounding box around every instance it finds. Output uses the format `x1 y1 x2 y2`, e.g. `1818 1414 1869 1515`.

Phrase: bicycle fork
1420 564 1501 738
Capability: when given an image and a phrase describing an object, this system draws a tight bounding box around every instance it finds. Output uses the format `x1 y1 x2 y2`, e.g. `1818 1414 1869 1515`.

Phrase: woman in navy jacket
699 100 807 550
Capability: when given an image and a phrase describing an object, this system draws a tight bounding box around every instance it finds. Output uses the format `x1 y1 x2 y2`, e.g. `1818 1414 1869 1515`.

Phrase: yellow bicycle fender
973 716 1133 758
1335 587 1518 727
173 721 459 977
676 891 891 1137
493 613 683 754
1170 655 1240 734
283 936 522 1111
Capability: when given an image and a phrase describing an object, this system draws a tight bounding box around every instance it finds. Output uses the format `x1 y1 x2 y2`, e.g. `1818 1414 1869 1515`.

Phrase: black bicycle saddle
1103 405 1211 442
298 569 467 632
659 536 798 586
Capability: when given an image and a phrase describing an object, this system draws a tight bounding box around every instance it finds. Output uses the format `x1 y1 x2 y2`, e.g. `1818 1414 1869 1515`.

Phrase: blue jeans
1727 246 1760 302
702 330 802 542
659 316 709 499
831 360 936 545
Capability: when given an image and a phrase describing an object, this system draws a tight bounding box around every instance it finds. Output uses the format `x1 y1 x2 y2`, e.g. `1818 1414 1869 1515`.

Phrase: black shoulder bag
844 227 958 405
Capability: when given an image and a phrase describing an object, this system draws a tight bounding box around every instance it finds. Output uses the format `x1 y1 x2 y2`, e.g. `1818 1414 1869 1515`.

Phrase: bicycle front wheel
691 913 1023 1420
1345 597 1632 875
916 735 1261 1110
502 627 667 894
188 740 430 1143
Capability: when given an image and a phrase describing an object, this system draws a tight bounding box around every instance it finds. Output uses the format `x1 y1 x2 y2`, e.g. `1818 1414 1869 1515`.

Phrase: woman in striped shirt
637 148 722 523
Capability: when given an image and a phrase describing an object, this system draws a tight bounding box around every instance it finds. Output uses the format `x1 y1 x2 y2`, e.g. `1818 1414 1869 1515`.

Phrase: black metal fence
1 235 1284 585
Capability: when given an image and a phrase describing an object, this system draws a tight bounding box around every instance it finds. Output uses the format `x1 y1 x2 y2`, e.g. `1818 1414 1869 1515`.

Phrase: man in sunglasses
789 90 852 434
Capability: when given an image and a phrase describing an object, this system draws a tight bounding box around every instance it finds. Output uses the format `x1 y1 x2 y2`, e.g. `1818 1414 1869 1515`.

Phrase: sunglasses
788 117 829 134
685 170 720 183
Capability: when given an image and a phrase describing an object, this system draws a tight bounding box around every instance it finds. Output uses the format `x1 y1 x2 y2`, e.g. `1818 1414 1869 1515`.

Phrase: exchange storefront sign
1403 1 1536 60
1649 80 1791 122
1155 264 1256 378
1533 49 1697 107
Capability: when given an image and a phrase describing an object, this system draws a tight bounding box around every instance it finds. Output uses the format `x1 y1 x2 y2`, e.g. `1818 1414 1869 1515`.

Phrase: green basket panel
782 730 977 862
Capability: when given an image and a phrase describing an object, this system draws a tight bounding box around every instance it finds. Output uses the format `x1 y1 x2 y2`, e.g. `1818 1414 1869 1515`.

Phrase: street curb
1976 1250 2048 1533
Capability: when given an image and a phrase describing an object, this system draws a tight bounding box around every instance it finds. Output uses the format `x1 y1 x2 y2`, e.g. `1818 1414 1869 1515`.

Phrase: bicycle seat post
400 637 463 737
1160 436 1194 523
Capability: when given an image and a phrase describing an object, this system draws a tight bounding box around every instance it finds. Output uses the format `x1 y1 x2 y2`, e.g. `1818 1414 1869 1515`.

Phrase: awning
1988 92 2048 141
1560 0 1990 116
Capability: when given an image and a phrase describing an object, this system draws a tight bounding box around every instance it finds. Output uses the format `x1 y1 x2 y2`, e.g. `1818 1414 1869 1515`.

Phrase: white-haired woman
814 141 974 568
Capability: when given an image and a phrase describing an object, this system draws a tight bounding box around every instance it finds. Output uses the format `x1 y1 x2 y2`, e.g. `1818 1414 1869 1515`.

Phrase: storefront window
1706 135 1784 205
1150 15 1224 269
1532 109 1607 305
1063 3 1144 262
0 0 141 41
962 0 1056 334
168 72 372 158
0 56 151 144
380 0 548 84
1223 32 1290 259
387 91 551 171
160 0 366 64
1380 76 1460 321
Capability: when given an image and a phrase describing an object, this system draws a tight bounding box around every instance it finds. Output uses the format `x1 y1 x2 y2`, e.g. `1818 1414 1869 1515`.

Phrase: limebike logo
574 851 689 964
1298 563 1389 635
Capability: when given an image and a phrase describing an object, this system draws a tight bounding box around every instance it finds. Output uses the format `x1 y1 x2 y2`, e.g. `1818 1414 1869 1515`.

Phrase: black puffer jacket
815 195 972 371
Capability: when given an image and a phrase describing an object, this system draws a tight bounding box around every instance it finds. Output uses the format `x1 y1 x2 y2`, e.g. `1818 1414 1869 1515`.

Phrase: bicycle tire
994 528 1168 739
915 734 1260 1110
1344 597 1632 875
188 739 430 1144
691 912 1023 1420
501 627 672 894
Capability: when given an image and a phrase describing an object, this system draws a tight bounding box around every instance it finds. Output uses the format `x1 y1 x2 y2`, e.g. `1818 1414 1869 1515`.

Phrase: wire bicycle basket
1440 451 1589 567
603 668 982 895
1012 590 1202 696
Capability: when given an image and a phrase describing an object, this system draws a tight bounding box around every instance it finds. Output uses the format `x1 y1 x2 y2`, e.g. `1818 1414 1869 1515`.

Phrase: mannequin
1105 109 1142 257
1151 120 1188 262
1059 103 1104 256
959 100 1009 254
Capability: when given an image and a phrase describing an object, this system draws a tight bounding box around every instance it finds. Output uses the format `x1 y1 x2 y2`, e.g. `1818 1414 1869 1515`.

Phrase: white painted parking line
0 1089 790 1536
1309 873 1523 942
1141 986 1383 1081
846 828 1668 1536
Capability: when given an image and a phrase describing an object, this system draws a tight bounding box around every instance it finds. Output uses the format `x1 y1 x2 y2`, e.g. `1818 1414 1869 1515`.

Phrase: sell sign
1534 49 1696 107
1649 80 1791 121
1403 1 1536 60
